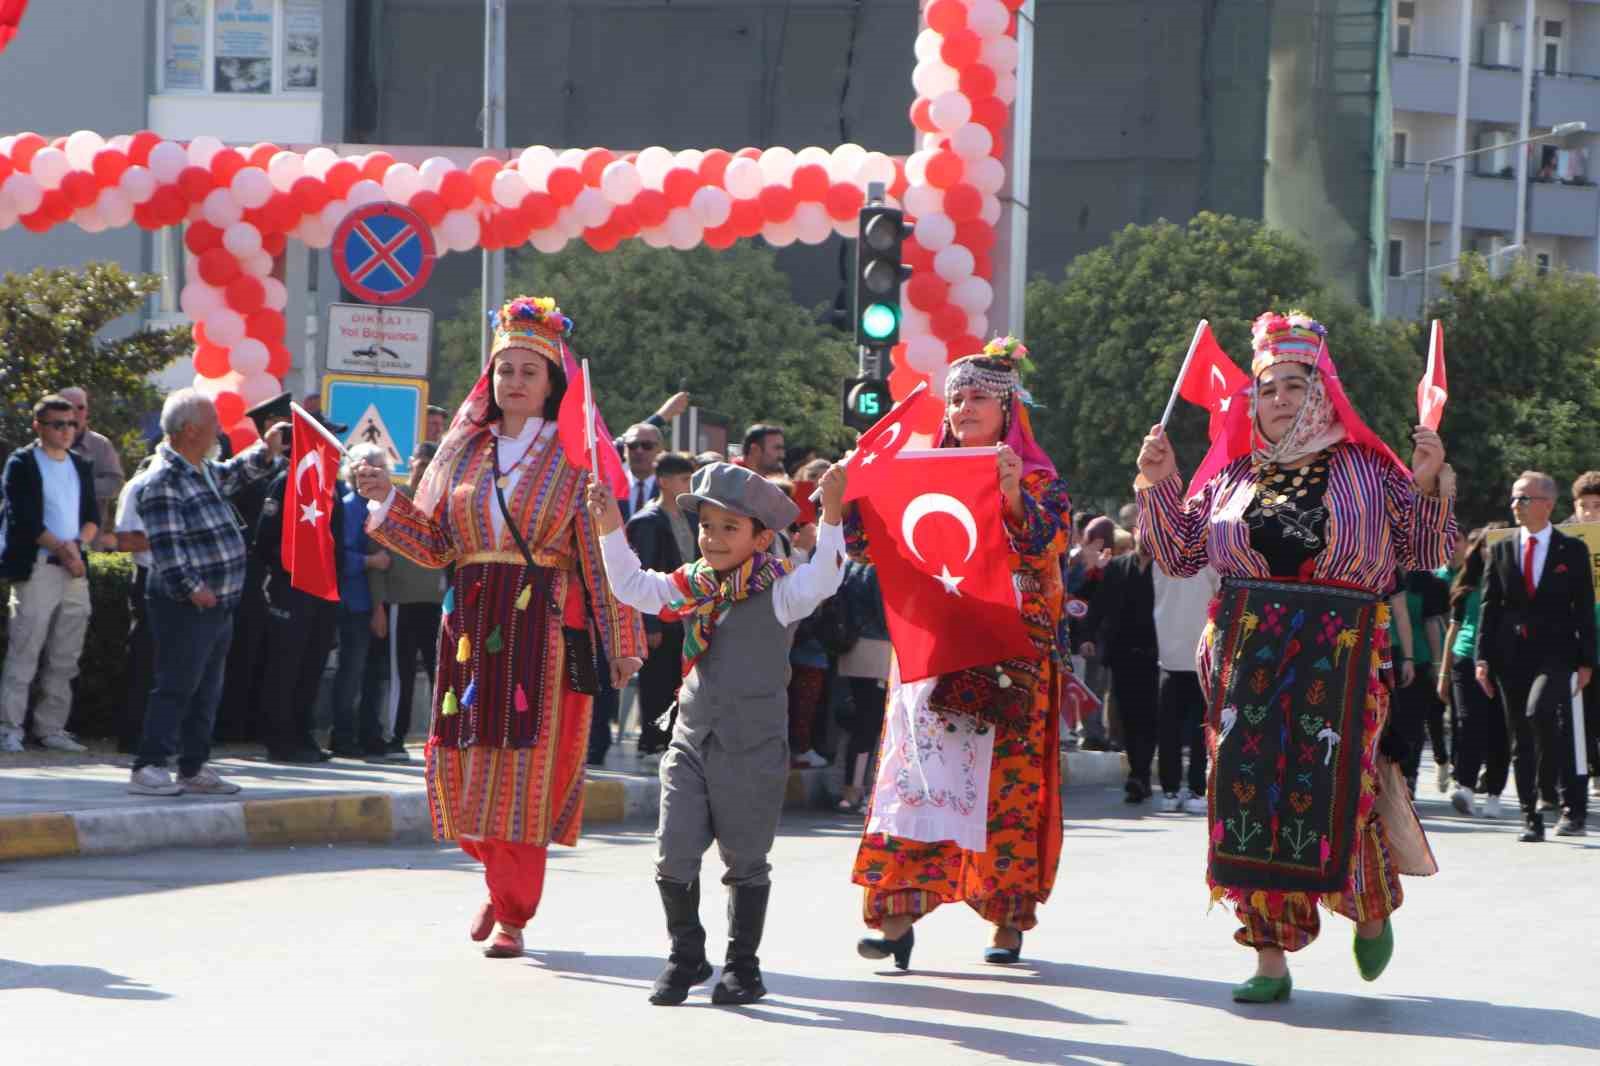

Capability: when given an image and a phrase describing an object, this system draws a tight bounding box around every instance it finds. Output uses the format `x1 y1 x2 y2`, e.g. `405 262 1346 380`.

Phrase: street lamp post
1419 120 1586 316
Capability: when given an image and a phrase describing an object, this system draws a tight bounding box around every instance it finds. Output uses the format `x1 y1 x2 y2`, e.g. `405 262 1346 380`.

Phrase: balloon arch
0 0 1023 452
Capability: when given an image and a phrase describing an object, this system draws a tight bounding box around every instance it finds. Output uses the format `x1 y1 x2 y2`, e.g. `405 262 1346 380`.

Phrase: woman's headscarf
938 336 1058 481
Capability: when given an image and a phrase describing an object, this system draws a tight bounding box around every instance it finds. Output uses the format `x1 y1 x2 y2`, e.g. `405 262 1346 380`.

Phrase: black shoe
267 747 328 765
330 743 365 759
711 884 770 1005
1555 816 1587 838
984 930 1024 965
1080 737 1109 752
1124 778 1150 804
384 738 411 762
650 878 713 1006
857 926 915 970
1520 813 1546 843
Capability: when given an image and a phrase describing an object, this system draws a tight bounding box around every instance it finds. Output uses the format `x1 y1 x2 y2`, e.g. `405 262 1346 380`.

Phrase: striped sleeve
1383 463 1458 572
1137 472 1212 579
368 489 458 569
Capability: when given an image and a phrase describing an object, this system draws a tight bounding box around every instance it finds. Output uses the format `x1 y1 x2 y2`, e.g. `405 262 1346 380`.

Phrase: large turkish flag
282 407 340 601
859 447 1035 682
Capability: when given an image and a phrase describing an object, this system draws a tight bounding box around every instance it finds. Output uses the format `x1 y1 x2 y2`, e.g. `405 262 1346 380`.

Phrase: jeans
134 595 235 777
331 608 385 751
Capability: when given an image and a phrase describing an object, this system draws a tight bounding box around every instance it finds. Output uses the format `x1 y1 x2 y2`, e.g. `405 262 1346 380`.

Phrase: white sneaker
0 732 23 754
795 749 829 769
38 732 87 753
1157 792 1181 813
1436 761 1452 794
1449 785 1476 816
128 766 183 796
1178 789 1207 815
176 766 240 795
1484 795 1503 819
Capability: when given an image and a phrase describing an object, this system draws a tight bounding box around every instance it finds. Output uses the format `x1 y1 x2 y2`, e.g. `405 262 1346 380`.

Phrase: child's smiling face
696 502 774 573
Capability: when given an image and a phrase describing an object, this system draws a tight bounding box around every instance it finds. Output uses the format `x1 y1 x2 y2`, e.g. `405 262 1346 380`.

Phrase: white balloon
902 183 944 219
911 60 960 98
722 158 763 200
857 152 897 188
638 225 670 250
440 208 479 252
665 207 702 250
98 187 134 227
951 123 994 160
193 370 242 398
262 276 288 311
980 194 1003 225
763 219 798 248
574 187 612 227
29 146 69 190
560 206 588 239
795 146 831 170
934 244 975 282
518 145 556 179
299 217 333 249
202 188 243 228
231 167 273 209
229 338 270 376
345 178 385 208
382 162 423 203
0 202 20 231
600 160 643 205
929 91 973 133
793 203 831 245
968 156 1006 195
181 282 223 321
900 305 930 338
118 165 155 204
222 221 263 257
2 172 43 215
913 28 943 64
530 228 569 253
243 250 274 277
303 147 338 179
828 144 868 184
673 149 705 173
833 214 860 239
995 72 1018 105
205 307 247 346
920 132 946 154
557 148 586 171
184 255 203 283
982 34 1021 72
148 140 188 182
491 168 531 209
267 151 304 192
186 136 223 168
757 146 796 185
319 201 347 231
914 211 955 251
64 130 105 171
903 151 932 187
636 146 674 189
950 275 994 314
966 313 990 340
904 335 946 374
239 371 281 407
968 0 1010 36
74 207 108 233
418 156 454 192
689 185 732 228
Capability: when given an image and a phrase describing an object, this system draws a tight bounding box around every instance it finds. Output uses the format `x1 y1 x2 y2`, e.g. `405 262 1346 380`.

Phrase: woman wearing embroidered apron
354 297 645 959
1135 311 1456 1003
850 338 1072 969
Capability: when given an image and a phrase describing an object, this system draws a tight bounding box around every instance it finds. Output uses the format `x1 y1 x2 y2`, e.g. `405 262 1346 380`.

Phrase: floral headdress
1250 311 1327 378
938 335 1057 481
490 295 574 365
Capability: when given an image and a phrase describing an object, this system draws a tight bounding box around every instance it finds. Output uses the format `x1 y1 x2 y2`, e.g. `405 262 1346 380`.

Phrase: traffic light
854 204 913 348
841 376 893 432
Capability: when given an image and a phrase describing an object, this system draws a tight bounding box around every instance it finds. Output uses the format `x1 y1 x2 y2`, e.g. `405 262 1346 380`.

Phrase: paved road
2 787 1594 1065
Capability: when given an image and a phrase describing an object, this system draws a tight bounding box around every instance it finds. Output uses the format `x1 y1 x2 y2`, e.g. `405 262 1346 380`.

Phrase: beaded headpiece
490 295 574 365
944 335 1035 405
1250 311 1327 378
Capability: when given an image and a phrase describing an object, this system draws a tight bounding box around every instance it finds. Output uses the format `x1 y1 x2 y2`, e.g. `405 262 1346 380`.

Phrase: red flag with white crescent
842 382 945 503
282 407 341 601
1418 319 1448 430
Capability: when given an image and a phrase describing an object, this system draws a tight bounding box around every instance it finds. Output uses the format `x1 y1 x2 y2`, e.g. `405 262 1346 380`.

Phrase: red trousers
459 837 548 930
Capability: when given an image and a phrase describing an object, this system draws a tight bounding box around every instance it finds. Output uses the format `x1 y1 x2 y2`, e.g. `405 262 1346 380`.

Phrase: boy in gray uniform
589 461 847 1006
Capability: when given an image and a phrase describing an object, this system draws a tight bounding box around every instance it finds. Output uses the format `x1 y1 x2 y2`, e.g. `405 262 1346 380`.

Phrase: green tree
0 263 191 457
1428 255 1600 526
434 243 857 455
1024 212 1418 510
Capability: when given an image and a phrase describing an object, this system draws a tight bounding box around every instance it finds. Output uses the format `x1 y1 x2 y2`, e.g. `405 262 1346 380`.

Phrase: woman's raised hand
353 461 392 502
1136 424 1178 485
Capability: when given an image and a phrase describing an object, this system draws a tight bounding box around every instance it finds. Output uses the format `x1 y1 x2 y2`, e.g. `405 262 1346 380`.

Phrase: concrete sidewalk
0 740 1127 863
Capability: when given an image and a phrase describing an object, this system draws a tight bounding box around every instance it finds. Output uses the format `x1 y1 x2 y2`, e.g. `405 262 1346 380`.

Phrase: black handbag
492 452 600 696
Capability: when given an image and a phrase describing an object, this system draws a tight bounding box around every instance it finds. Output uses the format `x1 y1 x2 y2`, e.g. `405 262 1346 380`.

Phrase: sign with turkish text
326 302 432 377
321 373 427 482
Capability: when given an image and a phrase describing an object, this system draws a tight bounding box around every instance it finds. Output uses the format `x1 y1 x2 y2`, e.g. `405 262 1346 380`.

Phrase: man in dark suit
1081 531 1159 804
1477 471 1595 840
626 451 699 760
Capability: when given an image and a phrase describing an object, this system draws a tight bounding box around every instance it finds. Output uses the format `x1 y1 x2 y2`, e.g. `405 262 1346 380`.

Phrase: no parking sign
331 202 437 305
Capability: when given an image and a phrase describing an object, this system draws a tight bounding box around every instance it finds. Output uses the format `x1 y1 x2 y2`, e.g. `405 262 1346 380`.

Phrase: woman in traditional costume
850 338 1072 969
354 296 645 958
1135 311 1455 1002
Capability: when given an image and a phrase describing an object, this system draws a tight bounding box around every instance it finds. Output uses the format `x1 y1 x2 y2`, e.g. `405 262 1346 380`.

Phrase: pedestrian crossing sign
321 373 428 482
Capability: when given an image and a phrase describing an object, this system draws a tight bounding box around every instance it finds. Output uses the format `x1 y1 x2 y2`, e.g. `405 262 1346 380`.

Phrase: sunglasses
1510 495 1552 505
626 441 659 451
40 420 78 431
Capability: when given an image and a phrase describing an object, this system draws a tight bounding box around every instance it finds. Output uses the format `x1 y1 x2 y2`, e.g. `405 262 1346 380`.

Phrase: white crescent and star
859 423 903 466
901 492 979 596
295 448 328 526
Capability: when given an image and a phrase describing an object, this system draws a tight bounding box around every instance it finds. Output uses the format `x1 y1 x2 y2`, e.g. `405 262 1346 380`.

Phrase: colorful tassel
442 587 455 615
441 690 460 717
514 584 531 611
462 679 477 709
485 625 504 655
457 635 471 663
466 582 482 608
515 684 530 713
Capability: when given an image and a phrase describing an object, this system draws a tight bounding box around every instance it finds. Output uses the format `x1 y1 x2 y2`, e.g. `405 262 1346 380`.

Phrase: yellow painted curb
584 779 627 823
243 794 394 846
0 813 80 861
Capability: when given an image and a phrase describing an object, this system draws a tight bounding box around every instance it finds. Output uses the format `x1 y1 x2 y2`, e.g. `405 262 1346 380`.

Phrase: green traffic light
861 302 898 341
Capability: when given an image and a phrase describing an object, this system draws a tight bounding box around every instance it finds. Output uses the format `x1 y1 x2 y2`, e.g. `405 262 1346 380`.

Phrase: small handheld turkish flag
860 447 1035 682
843 382 945 503
1060 670 1104 730
282 405 341 602
558 345 628 496
1175 322 1251 440
1417 319 1448 430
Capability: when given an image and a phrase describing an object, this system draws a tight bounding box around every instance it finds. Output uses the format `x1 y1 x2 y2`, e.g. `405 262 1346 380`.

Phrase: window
1536 252 1551 276
1543 19 1563 76
1388 239 1404 278
1393 131 1408 168
1395 2 1414 56
160 0 321 95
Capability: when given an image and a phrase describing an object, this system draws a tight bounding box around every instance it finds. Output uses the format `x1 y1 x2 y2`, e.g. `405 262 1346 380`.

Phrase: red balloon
925 151 964 189
970 95 1009 133
988 131 1007 158
959 64 998 99
45 189 74 222
324 160 360 198
247 309 286 343
223 419 259 452
905 273 949 312
697 149 732 186
0 155 10 182
546 167 584 207
469 156 501 200
500 208 533 248
92 149 129 187
210 148 245 184
214 392 247 430
362 151 395 182
519 190 558 230
150 185 188 225
632 188 669 228
889 166 910 203
607 203 639 238
198 248 240 287
226 275 265 314
888 363 930 405
581 148 615 186
662 168 700 209
949 333 982 358
582 227 621 253
972 251 993 279
434 169 473 210
291 176 330 214
19 210 52 233
944 183 982 222
60 171 99 209
177 165 215 202
791 164 829 202
702 223 738 250
910 97 938 134
735 147 762 160
757 184 796 222
930 303 968 341
51 136 69 151
194 322 211 347
262 231 287 257
247 143 277 169
193 343 230 378
260 192 298 234
1002 0 1026 10
266 343 291 379
925 0 966 35
902 237 934 273
955 219 996 253
824 182 864 221
128 131 160 167
727 198 764 238
409 189 447 226
10 132 44 170
940 29 981 68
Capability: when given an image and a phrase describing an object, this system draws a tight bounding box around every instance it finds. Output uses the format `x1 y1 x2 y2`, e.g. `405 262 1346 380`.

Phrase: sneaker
38 732 87 753
176 766 240 795
1484 794 1503 819
1178 789 1207 815
0 732 23 754
128 766 183 796
330 743 366 759
1435 760 1451 794
384 739 411 763
1449 785 1476 817
1157 792 1181 813
1555 817 1587 838
795 749 829 769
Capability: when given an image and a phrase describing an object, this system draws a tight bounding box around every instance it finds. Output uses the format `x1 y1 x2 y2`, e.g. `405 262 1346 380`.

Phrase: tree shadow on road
0 958 169 1001
525 949 1247 1066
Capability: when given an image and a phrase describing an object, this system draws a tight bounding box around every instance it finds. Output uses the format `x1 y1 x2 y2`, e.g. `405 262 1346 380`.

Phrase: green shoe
1231 973 1292 1003
1353 918 1394 982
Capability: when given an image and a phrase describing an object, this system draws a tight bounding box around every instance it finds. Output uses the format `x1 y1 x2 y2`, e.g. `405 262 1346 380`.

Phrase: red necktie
1523 536 1537 599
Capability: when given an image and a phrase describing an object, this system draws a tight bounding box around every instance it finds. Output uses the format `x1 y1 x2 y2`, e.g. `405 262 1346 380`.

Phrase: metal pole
1449 0 1471 266
480 0 507 368
990 0 1034 339
1514 0 1535 252
1421 161 1432 316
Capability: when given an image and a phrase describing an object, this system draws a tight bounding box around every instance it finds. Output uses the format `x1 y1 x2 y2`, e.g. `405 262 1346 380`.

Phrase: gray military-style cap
677 462 800 532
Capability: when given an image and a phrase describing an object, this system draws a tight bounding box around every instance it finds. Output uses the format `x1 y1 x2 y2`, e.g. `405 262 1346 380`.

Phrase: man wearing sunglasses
0 395 100 753
621 423 664 522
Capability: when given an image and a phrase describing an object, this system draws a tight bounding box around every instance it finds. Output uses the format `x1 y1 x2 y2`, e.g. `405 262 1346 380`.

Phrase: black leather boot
711 883 770 1005
1519 812 1545 843
650 878 713 1006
